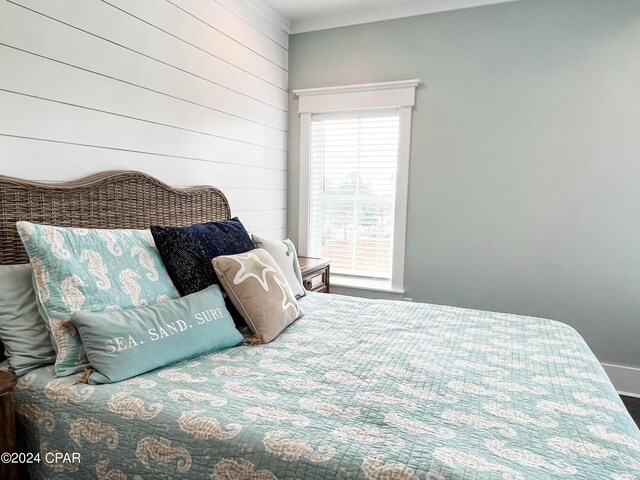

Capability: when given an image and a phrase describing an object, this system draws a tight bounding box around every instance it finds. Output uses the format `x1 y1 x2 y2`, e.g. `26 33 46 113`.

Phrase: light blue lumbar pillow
0 264 56 376
71 284 243 384
16 222 179 377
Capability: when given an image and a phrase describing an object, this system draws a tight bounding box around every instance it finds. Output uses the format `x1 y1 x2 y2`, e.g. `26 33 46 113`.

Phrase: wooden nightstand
298 256 331 293
0 370 19 480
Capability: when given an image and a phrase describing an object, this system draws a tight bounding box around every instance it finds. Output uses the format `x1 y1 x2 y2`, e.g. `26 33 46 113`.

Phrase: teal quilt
14 293 640 479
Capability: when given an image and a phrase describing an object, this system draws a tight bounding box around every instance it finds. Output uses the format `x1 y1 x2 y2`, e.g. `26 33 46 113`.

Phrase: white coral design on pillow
80 249 111 290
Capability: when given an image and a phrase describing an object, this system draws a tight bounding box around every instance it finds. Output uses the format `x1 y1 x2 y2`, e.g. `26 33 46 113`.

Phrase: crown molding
289 0 519 34
233 0 291 34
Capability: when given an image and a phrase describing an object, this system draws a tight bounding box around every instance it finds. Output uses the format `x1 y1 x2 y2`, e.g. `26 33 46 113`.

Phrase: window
295 80 419 293
309 112 399 280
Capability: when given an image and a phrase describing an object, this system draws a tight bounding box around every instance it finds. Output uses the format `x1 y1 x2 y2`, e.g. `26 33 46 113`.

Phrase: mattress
14 292 640 479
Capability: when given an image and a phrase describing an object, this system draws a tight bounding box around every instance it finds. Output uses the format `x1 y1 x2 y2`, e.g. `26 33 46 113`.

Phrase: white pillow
251 235 305 298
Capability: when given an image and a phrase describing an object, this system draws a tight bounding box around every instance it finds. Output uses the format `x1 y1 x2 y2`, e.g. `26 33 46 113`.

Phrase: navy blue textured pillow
151 218 254 296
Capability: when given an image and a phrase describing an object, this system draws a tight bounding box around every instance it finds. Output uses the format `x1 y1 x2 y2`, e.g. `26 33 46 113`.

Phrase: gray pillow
252 234 305 298
0 264 56 376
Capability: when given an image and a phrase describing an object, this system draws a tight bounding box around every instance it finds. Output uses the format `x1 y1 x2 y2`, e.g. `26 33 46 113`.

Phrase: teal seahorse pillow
16 222 179 377
72 284 243 384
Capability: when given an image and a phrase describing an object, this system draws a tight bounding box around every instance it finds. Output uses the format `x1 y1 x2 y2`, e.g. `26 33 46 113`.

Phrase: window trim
294 79 420 292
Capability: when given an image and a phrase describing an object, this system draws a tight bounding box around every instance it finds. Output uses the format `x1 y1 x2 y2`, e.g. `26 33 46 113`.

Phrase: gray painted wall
288 0 640 369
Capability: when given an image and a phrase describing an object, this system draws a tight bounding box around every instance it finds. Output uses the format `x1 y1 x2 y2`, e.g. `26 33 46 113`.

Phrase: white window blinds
308 111 400 280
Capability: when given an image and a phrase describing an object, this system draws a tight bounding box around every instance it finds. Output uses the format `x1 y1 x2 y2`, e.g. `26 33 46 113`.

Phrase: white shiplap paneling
169 0 288 69
0 0 288 235
105 0 288 87
18 0 288 108
0 4 286 129
216 0 290 49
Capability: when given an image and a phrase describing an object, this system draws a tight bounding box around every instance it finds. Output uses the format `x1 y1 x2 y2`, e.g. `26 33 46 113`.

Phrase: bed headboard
0 170 231 361
0 170 231 265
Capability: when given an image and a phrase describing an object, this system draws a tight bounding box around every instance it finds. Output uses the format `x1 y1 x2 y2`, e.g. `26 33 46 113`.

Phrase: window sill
331 275 405 295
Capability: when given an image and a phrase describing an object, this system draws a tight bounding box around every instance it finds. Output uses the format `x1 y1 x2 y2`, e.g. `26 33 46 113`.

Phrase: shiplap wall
0 0 289 238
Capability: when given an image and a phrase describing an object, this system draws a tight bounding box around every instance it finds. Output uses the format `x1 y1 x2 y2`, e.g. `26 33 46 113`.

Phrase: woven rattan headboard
0 170 231 265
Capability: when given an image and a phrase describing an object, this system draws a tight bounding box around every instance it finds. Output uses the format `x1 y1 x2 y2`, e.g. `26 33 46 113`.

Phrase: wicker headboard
0 170 231 265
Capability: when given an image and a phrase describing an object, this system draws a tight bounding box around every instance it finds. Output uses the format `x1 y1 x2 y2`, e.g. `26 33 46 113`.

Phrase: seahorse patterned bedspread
14 293 640 479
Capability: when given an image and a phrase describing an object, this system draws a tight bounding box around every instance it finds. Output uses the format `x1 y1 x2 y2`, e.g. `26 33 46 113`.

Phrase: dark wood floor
621 395 640 428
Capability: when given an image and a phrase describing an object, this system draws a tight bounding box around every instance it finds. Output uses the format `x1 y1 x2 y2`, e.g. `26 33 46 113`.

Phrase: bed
1 171 639 480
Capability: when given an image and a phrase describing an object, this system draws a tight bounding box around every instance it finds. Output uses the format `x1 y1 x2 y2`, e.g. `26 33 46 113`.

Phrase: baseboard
602 363 640 398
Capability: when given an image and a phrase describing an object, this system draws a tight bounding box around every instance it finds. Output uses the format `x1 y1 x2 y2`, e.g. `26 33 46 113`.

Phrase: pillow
213 249 303 344
252 234 305 298
17 222 179 377
72 284 243 384
0 264 56 376
150 217 254 296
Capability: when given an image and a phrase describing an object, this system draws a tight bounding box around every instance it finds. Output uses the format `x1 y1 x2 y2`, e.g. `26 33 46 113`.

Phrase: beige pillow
213 249 303 343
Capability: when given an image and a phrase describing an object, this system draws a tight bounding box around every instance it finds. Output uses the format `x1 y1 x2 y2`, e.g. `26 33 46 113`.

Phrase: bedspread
14 292 640 479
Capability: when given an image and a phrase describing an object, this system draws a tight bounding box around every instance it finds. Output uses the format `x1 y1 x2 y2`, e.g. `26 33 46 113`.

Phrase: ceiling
261 0 519 34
